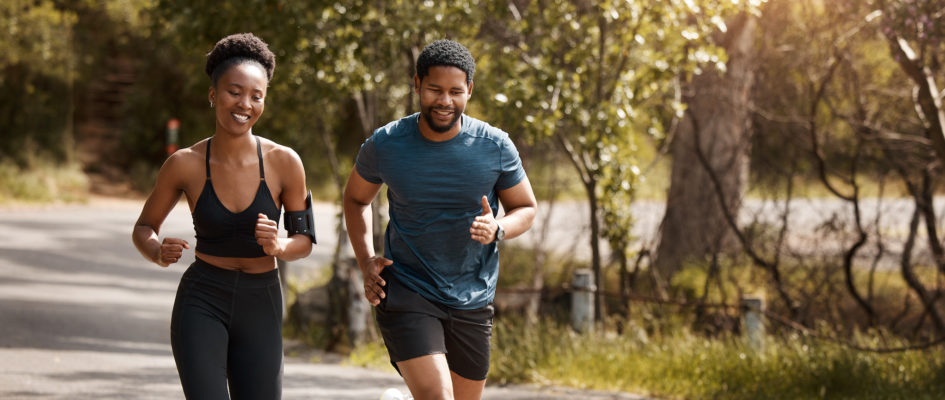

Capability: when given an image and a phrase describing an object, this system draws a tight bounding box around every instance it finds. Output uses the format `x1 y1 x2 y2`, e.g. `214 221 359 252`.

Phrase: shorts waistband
190 257 280 288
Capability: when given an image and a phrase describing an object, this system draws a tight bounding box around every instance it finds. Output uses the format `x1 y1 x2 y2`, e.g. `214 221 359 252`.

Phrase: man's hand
361 255 393 306
255 213 284 256
470 195 498 244
156 237 189 267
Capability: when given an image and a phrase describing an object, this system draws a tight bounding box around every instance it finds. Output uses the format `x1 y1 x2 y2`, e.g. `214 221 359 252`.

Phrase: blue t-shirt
355 113 526 309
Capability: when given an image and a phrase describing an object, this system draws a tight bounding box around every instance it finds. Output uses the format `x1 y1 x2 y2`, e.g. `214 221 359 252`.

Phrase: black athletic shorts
374 269 495 381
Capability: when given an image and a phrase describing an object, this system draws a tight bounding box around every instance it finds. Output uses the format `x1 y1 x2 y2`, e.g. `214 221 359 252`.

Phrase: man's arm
495 176 538 240
342 167 391 305
470 176 538 244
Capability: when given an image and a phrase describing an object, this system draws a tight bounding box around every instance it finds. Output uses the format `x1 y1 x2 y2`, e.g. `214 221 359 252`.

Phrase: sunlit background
3 1 945 398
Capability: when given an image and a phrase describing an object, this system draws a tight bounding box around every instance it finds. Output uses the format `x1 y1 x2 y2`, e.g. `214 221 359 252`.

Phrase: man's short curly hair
205 33 276 86
416 40 475 84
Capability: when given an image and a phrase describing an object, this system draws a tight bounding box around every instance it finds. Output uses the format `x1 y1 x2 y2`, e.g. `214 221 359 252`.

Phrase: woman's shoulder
160 139 208 172
258 136 303 168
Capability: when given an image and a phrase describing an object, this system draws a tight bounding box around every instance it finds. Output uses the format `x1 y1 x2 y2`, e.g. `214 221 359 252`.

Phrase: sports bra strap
205 138 212 179
256 136 265 180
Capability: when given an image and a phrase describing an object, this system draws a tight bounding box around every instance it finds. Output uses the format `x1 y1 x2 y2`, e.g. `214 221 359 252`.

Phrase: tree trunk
321 90 383 350
655 14 757 280
587 179 604 320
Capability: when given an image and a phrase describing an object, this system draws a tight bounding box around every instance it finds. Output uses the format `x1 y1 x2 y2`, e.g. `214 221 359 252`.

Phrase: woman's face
209 62 268 136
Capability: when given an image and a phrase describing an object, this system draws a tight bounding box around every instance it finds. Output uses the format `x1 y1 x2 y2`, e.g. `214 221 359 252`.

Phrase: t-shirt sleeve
354 136 383 184
495 135 527 191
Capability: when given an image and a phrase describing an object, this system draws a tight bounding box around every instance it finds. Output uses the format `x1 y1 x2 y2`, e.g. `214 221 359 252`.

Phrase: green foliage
282 319 332 353
0 1 77 164
139 1 491 196
490 316 945 399
0 1 76 83
0 158 88 203
497 242 578 289
666 251 945 339
751 0 937 192
344 338 397 373
473 1 763 292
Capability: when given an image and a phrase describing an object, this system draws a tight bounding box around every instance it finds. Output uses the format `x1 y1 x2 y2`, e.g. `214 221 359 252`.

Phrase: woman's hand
156 237 190 267
255 213 284 257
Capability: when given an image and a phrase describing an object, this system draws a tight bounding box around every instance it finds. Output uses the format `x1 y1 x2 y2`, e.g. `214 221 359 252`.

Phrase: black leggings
170 258 283 399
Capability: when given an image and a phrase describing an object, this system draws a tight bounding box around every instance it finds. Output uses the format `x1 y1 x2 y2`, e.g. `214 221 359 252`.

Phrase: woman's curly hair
205 32 276 86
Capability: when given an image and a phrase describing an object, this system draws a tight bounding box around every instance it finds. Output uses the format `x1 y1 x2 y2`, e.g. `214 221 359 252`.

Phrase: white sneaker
380 388 412 400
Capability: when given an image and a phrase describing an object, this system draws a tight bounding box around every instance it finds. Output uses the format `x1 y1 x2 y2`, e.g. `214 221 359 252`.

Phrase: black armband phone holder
284 191 317 244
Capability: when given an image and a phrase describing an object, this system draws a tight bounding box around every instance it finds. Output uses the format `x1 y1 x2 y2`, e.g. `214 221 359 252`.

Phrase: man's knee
410 384 453 400
398 354 454 400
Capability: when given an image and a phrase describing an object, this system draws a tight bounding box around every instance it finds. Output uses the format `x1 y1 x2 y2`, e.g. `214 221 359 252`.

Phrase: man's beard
421 106 461 133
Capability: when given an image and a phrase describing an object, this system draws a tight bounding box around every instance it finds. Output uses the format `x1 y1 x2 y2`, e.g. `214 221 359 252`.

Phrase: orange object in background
166 118 180 155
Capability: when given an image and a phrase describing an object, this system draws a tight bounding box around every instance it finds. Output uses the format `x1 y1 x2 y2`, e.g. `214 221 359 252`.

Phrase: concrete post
571 269 596 333
742 296 765 351
278 258 288 321
347 260 369 345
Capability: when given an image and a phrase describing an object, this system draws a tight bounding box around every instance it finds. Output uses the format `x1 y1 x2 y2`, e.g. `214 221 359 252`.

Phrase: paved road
0 198 645 400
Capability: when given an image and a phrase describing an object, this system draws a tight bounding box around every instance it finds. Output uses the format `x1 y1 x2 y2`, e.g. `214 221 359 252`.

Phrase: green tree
655 10 759 284
476 0 746 320
747 0 945 331
148 0 491 348
1 1 77 164
879 0 945 162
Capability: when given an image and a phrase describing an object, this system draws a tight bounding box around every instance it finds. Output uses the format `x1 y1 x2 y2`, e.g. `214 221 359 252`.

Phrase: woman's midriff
195 251 278 274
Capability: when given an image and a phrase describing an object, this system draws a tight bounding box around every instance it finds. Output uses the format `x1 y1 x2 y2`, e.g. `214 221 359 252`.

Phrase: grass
340 244 945 399
0 159 88 204
489 316 945 400
747 173 916 200
342 313 945 399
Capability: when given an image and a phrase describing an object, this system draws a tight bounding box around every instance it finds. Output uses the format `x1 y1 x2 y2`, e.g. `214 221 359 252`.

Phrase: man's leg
450 370 486 400
375 272 453 399
443 304 494 400
397 354 453 400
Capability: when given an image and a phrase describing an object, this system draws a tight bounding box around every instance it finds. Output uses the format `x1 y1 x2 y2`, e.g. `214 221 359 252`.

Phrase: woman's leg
170 265 231 399
226 280 284 400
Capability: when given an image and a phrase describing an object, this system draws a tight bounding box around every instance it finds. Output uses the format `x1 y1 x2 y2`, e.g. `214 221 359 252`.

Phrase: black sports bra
192 136 281 258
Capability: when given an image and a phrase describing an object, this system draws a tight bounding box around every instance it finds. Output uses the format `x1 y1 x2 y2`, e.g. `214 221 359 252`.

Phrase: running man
343 39 537 400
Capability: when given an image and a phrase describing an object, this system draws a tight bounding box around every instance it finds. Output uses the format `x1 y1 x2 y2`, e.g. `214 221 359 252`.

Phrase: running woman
132 32 317 399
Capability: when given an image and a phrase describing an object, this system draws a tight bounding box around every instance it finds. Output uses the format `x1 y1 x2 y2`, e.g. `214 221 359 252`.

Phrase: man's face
415 66 473 136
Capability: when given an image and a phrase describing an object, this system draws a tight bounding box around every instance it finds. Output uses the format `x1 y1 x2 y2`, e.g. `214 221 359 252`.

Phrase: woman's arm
132 152 191 267
255 145 313 261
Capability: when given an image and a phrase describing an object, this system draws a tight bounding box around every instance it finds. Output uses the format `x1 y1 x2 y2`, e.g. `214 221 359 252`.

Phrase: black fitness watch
494 221 506 243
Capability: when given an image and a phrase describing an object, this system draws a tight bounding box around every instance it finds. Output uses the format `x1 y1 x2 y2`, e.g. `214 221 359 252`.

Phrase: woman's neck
210 132 256 164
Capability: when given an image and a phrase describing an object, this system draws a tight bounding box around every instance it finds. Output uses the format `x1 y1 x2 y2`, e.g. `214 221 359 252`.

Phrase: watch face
496 225 506 241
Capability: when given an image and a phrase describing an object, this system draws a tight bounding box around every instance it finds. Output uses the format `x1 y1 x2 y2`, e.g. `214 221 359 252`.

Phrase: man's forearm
497 205 537 241
343 201 377 269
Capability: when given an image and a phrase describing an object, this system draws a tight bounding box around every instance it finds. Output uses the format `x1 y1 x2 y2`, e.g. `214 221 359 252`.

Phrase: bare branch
686 107 797 315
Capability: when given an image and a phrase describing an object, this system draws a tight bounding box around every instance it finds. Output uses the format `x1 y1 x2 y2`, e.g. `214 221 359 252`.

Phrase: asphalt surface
0 197 646 400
